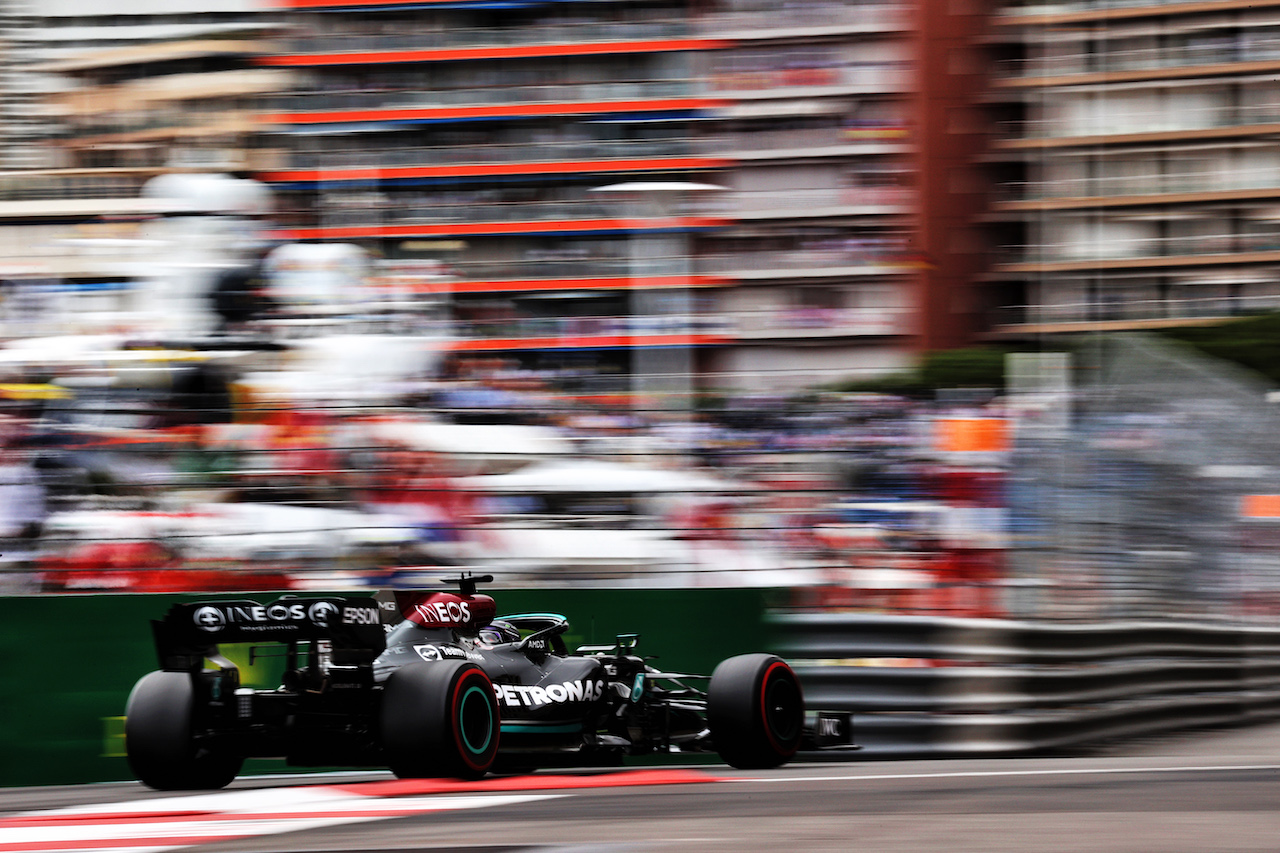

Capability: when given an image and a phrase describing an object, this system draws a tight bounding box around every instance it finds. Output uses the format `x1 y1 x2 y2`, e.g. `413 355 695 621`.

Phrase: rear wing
151 596 387 671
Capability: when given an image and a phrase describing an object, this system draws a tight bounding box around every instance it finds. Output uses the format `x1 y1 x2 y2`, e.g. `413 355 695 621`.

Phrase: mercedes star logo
193 606 226 633
308 600 339 626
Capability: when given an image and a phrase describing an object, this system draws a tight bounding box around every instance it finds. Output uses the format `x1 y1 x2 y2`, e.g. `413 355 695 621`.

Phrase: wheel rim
457 683 495 757
761 665 802 749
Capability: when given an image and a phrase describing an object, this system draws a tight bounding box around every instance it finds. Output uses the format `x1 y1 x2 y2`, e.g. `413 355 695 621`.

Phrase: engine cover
395 590 496 636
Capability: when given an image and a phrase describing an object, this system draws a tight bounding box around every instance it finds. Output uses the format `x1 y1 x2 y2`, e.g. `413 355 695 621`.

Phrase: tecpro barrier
0 588 780 787
773 612 1280 757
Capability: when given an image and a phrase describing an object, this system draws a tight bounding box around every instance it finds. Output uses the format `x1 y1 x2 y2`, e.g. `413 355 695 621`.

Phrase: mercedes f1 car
124 576 853 789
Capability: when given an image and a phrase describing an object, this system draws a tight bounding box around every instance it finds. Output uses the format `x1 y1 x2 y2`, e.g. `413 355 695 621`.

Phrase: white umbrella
367 419 573 458
458 459 734 494
589 182 729 193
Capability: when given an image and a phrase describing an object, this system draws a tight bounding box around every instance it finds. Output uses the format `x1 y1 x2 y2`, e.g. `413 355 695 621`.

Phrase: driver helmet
478 618 519 645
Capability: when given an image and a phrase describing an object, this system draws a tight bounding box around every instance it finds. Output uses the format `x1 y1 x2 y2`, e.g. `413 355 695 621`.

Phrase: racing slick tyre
707 653 804 770
381 661 500 780
124 670 243 791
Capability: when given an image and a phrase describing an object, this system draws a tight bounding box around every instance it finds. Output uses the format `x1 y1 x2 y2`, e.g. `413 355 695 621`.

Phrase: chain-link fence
1008 333 1280 621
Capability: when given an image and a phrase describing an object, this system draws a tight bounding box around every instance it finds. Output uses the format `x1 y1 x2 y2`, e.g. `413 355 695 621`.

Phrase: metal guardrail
774 612 1280 757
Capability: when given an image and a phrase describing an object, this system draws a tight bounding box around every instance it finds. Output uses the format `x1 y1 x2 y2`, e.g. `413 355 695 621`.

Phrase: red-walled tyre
125 671 242 790
381 661 500 780
707 654 804 770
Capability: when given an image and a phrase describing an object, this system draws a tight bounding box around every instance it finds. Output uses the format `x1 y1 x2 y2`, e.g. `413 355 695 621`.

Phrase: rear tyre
707 653 804 770
381 661 500 780
125 670 242 790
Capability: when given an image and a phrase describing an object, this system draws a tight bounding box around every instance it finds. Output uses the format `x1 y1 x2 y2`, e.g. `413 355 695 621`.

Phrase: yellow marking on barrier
0 383 71 400
101 715 126 758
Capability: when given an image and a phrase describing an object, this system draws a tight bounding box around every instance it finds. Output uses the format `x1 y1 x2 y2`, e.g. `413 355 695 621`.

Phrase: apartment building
988 0 1280 336
0 0 283 335
260 0 997 396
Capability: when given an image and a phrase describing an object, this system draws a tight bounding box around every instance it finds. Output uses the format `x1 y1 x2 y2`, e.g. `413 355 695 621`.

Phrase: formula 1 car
124 576 853 789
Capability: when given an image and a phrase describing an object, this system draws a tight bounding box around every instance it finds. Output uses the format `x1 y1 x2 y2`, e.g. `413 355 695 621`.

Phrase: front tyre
707 653 804 769
125 671 242 790
381 661 500 780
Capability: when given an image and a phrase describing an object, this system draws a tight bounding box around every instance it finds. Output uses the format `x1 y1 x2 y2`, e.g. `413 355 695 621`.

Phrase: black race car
124 576 853 789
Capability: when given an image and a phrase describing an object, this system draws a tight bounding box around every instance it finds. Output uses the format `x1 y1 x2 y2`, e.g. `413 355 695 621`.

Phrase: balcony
697 244 916 280
312 193 719 225
447 256 640 284
263 80 711 125
447 313 732 352
441 256 727 294
731 307 910 339
728 186 914 219
266 127 911 182
996 168 1280 205
51 69 289 115
716 124 911 159
368 249 915 293
278 0 909 39
999 1 1280 23
268 20 709 64
992 292 1280 333
699 2 912 38
998 33 1280 82
264 138 724 183
64 110 260 143
997 231 1280 271
274 195 728 240
276 0 686 11
445 307 908 350
707 61 913 97
0 172 151 202
996 102 1280 146
276 187 909 239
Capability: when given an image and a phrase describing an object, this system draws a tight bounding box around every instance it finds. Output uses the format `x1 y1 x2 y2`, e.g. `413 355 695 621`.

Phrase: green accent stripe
500 722 584 734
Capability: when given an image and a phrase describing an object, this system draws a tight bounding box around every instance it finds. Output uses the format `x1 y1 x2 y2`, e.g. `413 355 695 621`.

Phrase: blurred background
2 0 1280 622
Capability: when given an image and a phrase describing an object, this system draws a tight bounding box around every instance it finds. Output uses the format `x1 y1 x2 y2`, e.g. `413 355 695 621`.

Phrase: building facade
260 0 997 396
988 0 1280 338
0 0 283 335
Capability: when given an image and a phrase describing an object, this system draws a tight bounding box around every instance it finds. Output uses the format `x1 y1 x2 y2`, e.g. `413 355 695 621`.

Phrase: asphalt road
6 723 1280 853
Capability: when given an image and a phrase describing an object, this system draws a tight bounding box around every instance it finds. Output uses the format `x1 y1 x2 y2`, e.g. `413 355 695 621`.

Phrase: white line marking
14 787 358 818
2 793 563 853
736 764 1280 784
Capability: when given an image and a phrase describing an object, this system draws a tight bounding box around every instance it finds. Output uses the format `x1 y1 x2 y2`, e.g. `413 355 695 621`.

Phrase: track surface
6 723 1280 853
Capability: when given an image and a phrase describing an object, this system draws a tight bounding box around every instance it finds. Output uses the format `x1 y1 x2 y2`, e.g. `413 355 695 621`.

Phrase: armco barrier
0 588 780 787
772 612 1280 757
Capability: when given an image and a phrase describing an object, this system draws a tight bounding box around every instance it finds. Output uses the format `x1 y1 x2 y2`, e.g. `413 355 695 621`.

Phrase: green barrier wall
0 588 782 788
